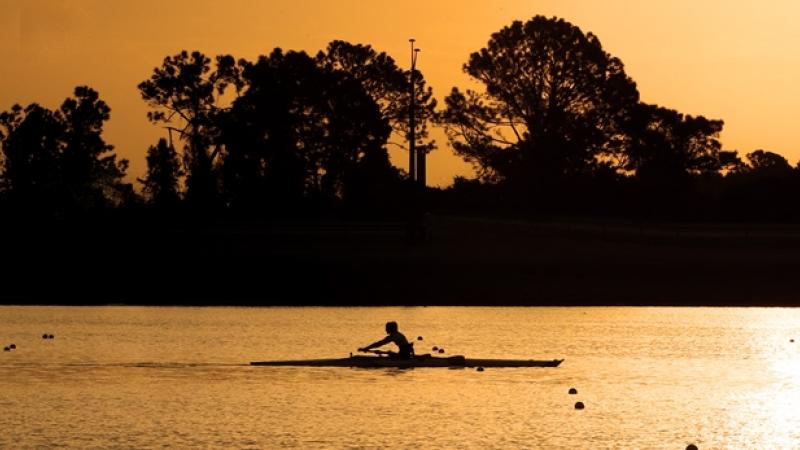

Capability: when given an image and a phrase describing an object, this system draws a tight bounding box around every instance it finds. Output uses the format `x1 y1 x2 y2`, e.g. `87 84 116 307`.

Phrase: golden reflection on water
2 306 800 448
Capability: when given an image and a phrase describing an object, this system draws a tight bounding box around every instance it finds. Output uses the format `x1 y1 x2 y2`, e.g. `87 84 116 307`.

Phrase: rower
358 321 414 358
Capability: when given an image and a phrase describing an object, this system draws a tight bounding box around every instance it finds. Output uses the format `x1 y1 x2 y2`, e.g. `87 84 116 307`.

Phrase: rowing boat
250 354 563 368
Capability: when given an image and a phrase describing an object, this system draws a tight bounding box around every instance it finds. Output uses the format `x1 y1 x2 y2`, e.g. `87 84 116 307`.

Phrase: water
2 306 800 449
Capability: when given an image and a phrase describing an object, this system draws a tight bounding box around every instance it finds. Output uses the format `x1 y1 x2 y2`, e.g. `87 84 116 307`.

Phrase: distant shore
3 214 800 306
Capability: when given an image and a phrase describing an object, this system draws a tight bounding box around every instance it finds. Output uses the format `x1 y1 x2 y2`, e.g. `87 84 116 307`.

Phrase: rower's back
385 322 413 358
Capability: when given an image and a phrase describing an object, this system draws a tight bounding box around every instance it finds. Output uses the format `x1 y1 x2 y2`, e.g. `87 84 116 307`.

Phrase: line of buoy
42 334 55 339
565 387 696 449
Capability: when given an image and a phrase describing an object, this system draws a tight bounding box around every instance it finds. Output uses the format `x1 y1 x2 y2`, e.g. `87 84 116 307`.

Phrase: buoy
9 344 15 350
417 336 423 341
686 445 698 450
3 347 9 352
568 388 578 395
438 349 445 354
574 402 585 410
48 335 54 339
476 367 484 372
432 346 438 351
42 334 48 339
791 339 795 343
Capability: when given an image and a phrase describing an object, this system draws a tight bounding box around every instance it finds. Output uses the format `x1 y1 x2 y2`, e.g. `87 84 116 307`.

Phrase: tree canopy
316 40 437 156
218 48 400 213
440 16 639 183
137 42 432 216
138 51 241 207
2 27 800 222
623 103 729 184
0 87 129 214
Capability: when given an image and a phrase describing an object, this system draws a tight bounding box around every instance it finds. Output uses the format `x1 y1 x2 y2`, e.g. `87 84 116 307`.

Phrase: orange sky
1 0 799 187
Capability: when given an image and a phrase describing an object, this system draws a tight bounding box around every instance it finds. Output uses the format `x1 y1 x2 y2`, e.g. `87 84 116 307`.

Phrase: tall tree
439 16 639 183
139 138 183 206
138 51 242 208
59 86 129 209
0 104 63 209
0 87 129 212
219 50 319 209
316 41 437 174
624 103 728 184
219 48 395 212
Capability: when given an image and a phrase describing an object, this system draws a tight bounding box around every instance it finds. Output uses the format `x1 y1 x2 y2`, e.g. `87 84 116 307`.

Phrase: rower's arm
359 336 391 351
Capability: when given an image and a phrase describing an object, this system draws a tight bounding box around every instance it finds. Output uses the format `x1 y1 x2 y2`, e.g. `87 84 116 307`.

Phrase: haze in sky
2 0 799 187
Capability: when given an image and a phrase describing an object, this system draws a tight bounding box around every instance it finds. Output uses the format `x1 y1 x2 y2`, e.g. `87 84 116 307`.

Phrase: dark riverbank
2 214 800 306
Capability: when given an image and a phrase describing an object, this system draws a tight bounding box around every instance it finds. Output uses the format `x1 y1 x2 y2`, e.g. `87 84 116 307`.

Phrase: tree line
2 16 798 221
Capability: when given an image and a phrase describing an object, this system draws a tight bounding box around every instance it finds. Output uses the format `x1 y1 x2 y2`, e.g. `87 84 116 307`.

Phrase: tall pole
408 39 417 184
413 55 425 190
408 39 426 243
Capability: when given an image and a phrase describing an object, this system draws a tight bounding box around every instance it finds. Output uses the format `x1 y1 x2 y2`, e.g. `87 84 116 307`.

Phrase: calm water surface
2 306 800 449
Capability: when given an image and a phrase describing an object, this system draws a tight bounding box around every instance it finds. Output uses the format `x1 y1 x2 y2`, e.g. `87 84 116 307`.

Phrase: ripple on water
2 306 800 448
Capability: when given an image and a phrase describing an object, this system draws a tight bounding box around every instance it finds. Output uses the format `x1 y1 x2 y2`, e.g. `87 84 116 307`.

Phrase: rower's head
385 321 398 334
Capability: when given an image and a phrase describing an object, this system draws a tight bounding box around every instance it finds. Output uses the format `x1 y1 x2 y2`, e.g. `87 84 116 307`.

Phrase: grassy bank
2 214 799 305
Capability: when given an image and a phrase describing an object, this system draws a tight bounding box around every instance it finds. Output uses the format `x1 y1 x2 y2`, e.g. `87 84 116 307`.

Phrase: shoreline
3 214 799 306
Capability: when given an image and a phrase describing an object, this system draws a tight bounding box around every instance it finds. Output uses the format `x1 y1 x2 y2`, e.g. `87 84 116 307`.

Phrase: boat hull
250 355 563 368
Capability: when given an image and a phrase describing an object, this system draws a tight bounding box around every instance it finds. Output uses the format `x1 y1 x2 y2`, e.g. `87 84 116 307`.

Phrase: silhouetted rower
359 321 414 358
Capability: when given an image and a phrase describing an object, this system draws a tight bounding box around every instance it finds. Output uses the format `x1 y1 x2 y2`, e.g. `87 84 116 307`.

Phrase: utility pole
407 38 426 243
408 39 418 184
411 47 425 190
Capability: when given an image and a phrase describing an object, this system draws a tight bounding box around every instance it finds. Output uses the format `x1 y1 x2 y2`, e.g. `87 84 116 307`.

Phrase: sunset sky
1 0 799 187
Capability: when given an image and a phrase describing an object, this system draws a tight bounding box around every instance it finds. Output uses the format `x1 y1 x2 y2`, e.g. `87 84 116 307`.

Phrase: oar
358 349 391 355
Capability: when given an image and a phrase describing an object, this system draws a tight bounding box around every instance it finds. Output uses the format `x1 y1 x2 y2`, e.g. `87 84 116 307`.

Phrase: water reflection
2 306 800 448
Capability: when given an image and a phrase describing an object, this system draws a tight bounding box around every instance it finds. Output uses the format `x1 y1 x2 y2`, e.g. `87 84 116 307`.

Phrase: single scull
250 353 563 368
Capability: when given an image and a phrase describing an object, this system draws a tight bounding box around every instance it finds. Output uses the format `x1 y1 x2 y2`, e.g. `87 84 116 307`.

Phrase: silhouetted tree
721 149 798 220
138 51 242 208
139 138 183 206
0 104 63 211
624 103 728 183
59 86 129 209
317 40 437 166
439 16 639 186
219 50 320 210
0 87 129 214
744 149 792 175
219 49 397 214
612 103 733 217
